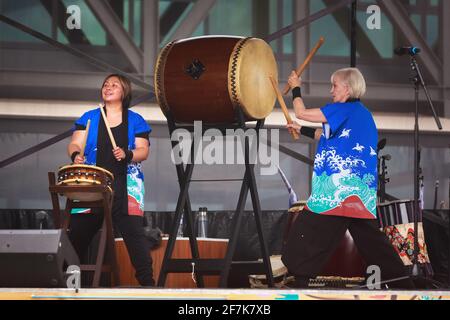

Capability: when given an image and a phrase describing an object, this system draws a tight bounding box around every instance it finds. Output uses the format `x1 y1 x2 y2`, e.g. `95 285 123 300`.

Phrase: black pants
68 206 154 287
282 209 414 289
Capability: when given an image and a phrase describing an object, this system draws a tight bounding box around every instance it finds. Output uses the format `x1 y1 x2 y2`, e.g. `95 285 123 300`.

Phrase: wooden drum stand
48 171 119 287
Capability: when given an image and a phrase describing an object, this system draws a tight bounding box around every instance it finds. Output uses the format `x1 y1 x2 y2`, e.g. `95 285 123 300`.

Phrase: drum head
58 164 114 180
229 38 278 120
57 164 114 202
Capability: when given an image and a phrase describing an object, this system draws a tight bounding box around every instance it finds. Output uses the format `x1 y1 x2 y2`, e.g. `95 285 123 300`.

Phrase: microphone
377 138 386 152
394 46 421 56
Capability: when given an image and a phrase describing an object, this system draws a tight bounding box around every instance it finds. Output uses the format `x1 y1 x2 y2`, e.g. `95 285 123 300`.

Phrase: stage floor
1 288 450 300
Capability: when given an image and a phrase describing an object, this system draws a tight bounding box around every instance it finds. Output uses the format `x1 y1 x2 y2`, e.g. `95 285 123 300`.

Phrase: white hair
331 67 366 99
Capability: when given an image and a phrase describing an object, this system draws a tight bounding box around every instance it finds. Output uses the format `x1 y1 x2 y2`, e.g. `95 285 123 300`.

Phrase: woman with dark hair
67 74 154 286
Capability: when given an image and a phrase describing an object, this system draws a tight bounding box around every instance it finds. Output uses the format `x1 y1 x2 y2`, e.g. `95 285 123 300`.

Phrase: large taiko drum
57 164 114 202
283 204 367 278
154 36 278 124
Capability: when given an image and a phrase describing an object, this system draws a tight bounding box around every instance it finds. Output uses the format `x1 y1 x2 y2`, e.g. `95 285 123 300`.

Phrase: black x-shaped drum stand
157 109 274 288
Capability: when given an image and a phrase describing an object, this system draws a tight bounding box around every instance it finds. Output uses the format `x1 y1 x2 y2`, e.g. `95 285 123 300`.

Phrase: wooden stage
1 288 449 300
2 237 449 301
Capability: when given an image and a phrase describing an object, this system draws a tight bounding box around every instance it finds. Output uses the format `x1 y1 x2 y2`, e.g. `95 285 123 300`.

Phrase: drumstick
269 76 299 140
79 119 90 157
99 104 117 149
282 36 325 95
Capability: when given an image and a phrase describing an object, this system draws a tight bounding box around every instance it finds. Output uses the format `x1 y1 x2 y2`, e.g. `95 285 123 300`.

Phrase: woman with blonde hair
282 67 413 289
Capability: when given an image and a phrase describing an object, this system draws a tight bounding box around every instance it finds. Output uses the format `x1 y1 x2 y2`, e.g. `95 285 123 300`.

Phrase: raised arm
288 71 327 124
68 130 86 164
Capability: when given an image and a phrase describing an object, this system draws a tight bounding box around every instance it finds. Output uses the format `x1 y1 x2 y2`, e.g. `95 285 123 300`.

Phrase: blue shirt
306 101 378 219
72 107 152 216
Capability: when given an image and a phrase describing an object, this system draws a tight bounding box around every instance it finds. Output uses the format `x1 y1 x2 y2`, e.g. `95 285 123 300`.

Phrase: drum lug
185 59 205 80
55 165 113 201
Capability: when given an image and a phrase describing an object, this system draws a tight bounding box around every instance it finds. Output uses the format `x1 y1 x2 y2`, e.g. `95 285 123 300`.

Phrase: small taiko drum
57 164 114 202
154 36 278 124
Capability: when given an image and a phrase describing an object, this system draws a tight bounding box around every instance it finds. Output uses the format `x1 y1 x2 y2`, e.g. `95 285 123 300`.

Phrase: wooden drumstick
79 119 90 157
99 104 117 149
269 76 299 140
283 36 325 95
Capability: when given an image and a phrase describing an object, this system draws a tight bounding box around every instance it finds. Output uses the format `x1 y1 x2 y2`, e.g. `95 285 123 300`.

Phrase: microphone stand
409 55 442 285
362 54 444 290
377 155 390 203
377 139 388 203
448 177 450 288
433 180 439 210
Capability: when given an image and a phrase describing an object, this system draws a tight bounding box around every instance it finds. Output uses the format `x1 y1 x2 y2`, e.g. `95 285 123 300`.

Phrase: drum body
57 164 114 202
283 206 367 278
320 230 367 278
154 36 278 124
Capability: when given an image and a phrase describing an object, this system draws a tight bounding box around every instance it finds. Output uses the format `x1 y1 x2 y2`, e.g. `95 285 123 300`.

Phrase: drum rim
291 200 307 205
176 35 245 43
227 37 252 118
58 164 114 178
154 40 177 118
57 178 103 185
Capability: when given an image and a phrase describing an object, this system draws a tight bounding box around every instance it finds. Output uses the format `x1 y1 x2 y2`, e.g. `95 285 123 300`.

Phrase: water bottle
197 207 208 238
177 213 184 237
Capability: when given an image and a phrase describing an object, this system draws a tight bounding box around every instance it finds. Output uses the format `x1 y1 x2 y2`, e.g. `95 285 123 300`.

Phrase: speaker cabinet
0 229 79 287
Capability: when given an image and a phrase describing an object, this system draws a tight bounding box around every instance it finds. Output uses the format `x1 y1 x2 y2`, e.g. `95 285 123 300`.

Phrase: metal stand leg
158 116 204 287
157 116 274 288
